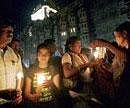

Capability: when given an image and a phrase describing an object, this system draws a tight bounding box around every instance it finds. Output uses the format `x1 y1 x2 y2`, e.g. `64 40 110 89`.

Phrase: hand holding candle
36 72 52 88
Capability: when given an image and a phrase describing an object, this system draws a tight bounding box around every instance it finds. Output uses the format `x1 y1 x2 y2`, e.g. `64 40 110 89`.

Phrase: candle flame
37 73 46 85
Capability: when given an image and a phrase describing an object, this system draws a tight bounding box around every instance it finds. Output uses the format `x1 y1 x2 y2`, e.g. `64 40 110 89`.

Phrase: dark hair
0 16 14 34
115 21 130 39
0 16 13 28
65 36 80 52
37 43 50 53
44 38 56 55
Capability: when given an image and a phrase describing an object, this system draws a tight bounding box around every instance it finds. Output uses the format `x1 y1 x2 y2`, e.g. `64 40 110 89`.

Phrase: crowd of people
0 16 130 108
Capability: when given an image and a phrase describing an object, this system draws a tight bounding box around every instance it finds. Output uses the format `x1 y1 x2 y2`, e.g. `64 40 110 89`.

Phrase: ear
122 30 128 38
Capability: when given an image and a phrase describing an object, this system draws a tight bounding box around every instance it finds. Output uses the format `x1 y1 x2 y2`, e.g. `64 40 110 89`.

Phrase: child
24 43 60 108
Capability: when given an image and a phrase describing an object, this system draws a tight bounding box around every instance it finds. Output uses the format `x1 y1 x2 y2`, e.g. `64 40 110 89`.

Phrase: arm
104 41 126 60
52 74 60 89
16 55 24 90
62 63 79 78
62 53 80 78
90 39 126 60
24 77 41 102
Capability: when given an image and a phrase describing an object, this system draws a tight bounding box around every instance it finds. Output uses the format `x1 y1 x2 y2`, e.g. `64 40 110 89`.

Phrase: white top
0 46 23 90
62 52 88 68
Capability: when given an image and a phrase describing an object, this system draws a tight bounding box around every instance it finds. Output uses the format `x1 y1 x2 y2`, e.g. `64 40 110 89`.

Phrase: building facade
21 0 130 65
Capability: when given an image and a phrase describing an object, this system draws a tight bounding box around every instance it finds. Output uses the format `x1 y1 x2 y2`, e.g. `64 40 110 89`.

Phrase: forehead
73 40 81 45
38 48 49 53
114 31 123 37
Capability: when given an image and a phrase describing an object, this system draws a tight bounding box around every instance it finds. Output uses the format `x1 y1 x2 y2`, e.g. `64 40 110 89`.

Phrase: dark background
0 0 41 34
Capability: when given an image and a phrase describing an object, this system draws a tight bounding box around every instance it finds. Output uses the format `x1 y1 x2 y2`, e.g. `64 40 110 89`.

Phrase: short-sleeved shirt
27 63 58 102
61 52 89 92
0 46 23 90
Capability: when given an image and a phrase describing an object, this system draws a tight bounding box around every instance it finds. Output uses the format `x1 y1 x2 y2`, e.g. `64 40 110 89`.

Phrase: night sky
0 0 41 34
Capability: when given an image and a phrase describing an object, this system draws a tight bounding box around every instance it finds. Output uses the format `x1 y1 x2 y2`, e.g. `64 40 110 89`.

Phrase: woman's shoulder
62 52 72 57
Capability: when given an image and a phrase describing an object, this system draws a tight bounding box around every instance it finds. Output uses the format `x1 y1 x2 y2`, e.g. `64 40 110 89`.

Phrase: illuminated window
70 27 76 33
61 31 67 36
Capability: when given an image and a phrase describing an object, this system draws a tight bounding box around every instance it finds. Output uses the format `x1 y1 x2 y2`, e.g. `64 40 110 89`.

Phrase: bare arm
24 77 40 102
90 39 126 60
16 78 23 90
62 63 79 78
52 74 60 89
105 42 126 60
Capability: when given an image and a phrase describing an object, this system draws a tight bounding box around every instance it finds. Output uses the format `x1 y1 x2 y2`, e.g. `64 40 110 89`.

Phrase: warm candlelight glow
37 73 46 85
34 72 52 87
92 47 106 59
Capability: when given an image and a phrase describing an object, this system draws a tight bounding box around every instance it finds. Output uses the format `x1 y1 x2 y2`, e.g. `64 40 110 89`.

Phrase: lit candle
84 67 92 82
91 47 106 59
35 72 52 87
37 73 46 86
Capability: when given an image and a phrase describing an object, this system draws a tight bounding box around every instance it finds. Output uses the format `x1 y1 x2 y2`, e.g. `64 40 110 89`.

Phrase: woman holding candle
90 21 130 107
61 36 98 108
24 43 60 108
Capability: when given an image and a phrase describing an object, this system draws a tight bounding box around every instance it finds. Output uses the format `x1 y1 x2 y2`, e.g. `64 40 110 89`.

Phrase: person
9 37 26 79
0 17 23 107
9 37 27 107
24 43 60 108
89 21 130 107
113 21 130 108
61 36 97 108
43 38 61 89
43 38 67 108
9 37 20 56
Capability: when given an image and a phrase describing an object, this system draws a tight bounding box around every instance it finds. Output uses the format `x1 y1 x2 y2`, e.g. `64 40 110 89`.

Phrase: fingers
69 90 80 98
12 95 22 105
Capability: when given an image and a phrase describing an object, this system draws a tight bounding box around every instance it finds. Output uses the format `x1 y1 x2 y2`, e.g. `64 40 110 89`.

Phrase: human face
70 40 81 54
37 48 50 65
114 31 126 48
0 26 13 49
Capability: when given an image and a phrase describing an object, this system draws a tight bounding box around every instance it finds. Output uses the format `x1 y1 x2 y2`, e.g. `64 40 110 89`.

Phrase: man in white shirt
0 17 23 106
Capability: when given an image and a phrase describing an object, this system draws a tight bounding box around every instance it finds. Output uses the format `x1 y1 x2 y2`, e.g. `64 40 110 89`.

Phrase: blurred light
93 47 106 59
31 5 57 21
73 27 76 32
70 27 76 33
61 31 66 36
28 26 32 37
37 73 46 85
23 59 30 68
